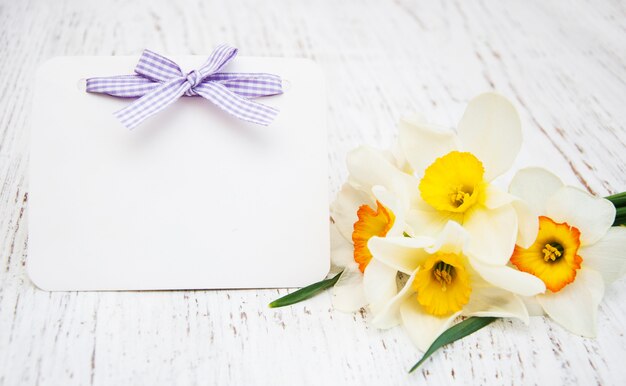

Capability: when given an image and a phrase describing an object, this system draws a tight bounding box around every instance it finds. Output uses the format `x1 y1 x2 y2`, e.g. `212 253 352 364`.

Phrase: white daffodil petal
484 186 538 247
511 199 539 249
372 186 406 237
368 236 432 274
546 186 616 246
331 266 367 312
536 268 604 337
330 182 374 241
470 259 546 296
483 185 516 209
375 173 420 213
390 141 414 175
347 146 411 195
464 284 530 324
363 259 399 315
371 270 417 329
398 113 458 177
329 222 355 268
522 296 545 317
464 205 518 265
579 227 626 284
424 220 469 255
509 167 563 214
457 93 522 181
380 148 404 168
400 295 461 352
372 185 400 210
406 201 462 239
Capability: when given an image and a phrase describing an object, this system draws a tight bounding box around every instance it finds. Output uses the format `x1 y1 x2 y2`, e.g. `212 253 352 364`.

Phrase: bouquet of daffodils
270 93 626 371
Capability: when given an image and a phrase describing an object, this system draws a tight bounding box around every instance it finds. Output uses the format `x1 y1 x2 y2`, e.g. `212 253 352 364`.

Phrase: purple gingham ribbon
85 44 282 129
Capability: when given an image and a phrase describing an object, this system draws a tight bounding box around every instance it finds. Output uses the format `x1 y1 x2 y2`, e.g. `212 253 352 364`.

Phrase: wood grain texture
1 0 625 384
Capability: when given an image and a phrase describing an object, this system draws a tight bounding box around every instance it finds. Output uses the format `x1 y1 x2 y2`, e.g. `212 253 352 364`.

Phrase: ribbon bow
86 44 283 129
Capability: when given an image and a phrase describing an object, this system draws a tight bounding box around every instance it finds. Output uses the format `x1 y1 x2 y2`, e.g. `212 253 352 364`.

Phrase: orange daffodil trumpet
329 145 417 313
508 168 626 336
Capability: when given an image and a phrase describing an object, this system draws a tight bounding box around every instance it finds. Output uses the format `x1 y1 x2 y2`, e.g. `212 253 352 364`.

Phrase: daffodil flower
364 221 545 351
329 145 417 312
508 167 626 337
399 93 537 265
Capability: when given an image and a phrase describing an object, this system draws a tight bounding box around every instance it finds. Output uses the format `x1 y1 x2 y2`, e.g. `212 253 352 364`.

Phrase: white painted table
1 0 625 384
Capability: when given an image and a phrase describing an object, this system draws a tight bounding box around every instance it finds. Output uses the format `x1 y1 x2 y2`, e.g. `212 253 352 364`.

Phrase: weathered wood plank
1 0 625 384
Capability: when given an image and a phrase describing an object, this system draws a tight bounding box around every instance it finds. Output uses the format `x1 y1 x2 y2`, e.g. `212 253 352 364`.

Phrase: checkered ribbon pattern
85 44 283 129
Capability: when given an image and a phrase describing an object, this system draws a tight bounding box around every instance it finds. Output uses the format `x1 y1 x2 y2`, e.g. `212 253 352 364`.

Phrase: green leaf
606 192 626 209
604 192 626 226
613 206 626 226
268 271 343 308
409 316 498 373
613 215 626 227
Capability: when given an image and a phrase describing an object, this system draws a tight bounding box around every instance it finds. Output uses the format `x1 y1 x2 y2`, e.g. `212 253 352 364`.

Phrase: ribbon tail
208 73 283 99
113 78 190 130
194 82 279 126
86 75 158 98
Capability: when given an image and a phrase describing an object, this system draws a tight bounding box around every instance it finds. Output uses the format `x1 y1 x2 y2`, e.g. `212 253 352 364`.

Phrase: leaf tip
408 359 425 374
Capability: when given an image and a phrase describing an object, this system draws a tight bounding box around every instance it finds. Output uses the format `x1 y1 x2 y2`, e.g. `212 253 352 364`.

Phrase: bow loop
134 49 183 82
85 44 282 129
197 44 239 78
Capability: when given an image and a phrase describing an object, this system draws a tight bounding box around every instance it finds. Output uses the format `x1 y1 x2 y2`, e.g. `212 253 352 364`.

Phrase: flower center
542 242 563 262
419 151 486 213
352 200 395 273
412 253 472 316
510 216 582 292
432 261 454 291
450 186 473 208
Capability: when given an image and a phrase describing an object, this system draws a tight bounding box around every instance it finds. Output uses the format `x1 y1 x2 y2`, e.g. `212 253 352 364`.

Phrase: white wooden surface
1 0 625 384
